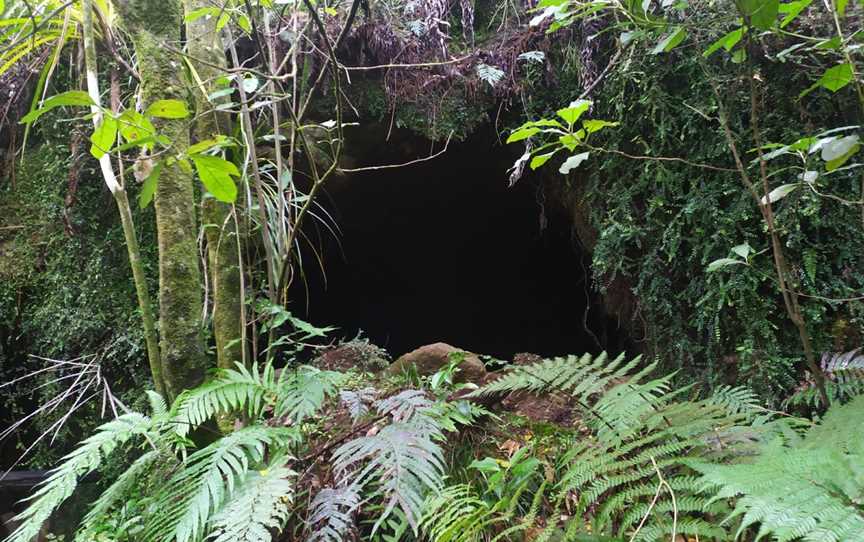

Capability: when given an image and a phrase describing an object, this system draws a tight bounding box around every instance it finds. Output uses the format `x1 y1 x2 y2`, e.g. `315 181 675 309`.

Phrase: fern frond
332 420 445 534
4 413 153 542
340 387 378 423
421 484 500 542
173 363 278 435
81 448 162 529
306 485 362 542
694 395 864 542
707 385 761 418
208 456 295 542
144 426 295 542
275 366 346 423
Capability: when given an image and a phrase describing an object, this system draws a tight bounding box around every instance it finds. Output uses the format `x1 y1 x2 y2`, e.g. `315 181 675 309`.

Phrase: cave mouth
291 124 623 360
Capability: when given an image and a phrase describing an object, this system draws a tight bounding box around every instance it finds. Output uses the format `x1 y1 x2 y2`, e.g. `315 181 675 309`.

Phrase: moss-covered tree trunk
118 0 208 399
184 0 246 370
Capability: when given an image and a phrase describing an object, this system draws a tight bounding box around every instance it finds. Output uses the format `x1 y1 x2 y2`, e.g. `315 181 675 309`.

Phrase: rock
314 339 390 372
386 342 487 384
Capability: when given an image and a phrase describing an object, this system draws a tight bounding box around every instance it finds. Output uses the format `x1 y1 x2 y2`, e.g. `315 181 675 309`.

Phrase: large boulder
385 342 487 384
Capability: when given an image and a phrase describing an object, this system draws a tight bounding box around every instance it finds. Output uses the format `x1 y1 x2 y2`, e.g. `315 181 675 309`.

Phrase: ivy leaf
652 26 687 54
703 27 745 57
760 183 800 204
557 100 592 125
146 99 190 119
139 162 161 209
559 152 590 174
192 154 239 203
582 119 619 133
20 90 94 124
90 115 118 159
530 152 556 170
707 258 746 272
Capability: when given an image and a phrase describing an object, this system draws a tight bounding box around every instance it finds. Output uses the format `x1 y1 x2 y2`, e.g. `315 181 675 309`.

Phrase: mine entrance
291 124 624 360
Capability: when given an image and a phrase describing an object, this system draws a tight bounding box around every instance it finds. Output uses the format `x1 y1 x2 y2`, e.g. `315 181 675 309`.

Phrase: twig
337 131 454 172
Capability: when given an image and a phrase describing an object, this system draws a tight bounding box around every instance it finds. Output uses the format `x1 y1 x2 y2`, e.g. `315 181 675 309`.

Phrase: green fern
694 394 864 541
306 485 362 542
207 456 295 542
4 413 155 542
143 425 296 542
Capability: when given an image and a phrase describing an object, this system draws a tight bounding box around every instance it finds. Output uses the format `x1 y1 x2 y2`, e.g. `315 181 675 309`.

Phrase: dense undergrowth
5 343 864 542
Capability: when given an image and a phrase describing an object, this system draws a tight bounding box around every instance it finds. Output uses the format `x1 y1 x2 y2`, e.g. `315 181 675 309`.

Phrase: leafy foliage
694 395 864 541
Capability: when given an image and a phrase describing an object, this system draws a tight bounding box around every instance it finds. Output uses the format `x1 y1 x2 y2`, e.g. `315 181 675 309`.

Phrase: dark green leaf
819 63 854 92
703 27 745 57
778 0 813 27
737 0 780 29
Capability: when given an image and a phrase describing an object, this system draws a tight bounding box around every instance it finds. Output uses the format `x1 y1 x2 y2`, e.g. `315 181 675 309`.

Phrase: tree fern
694 394 864 541
4 413 155 542
207 456 295 542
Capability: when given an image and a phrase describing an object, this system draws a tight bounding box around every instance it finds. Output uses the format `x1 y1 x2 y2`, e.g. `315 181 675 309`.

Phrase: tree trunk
183 0 246 371
82 0 164 397
118 0 208 399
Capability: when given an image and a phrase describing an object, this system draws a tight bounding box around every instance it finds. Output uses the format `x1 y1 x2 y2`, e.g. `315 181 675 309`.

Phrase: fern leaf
144 426 294 542
340 387 378 423
275 366 345 423
306 485 362 542
4 413 153 542
208 456 295 542
81 448 162 529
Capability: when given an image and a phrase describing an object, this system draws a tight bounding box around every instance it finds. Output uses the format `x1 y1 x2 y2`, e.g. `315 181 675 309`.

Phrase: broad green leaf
732 243 752 259
818 63 854 92
583 119 619 133
825 142 860 171
737 0 780 29
139 162 161 209
506 127 541 143
146 99 190 119
237 14 252 33
559 151 590 174
20 90 93 123
557 100 592 125
192 154 239 202
760 183 800 204
820 135 859 161
703 27 745 57
652 27 687 54
118 110 156 147
188 136 229 155
90 115 118 159
778 0 813 27
184 6 219 22
835 0 849 16
530 152 556 170
707 258 746 272
559 133 581 151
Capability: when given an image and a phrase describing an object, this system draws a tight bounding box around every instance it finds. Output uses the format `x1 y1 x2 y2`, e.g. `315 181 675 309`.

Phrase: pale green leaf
779 0 813 27
582 119 619 133
557 100 592 125
732 243 752 259
89 115 117 159
146 99 190 119
192 155 239 203
760 183 800 204
530 152 556 170
506 127 540 143
703 27 745 57
707 258 746 272
820 135 859 161
652 26 687 54
818 63 854 92
139 162 161 209
20 90 93 124
559 151 590 174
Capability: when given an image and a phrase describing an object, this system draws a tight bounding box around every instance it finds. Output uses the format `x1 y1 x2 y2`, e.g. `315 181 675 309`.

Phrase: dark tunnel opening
289 124 626 360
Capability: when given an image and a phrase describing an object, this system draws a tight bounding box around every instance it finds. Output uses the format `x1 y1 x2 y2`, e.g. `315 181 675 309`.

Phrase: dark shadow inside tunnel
289 124 626 360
